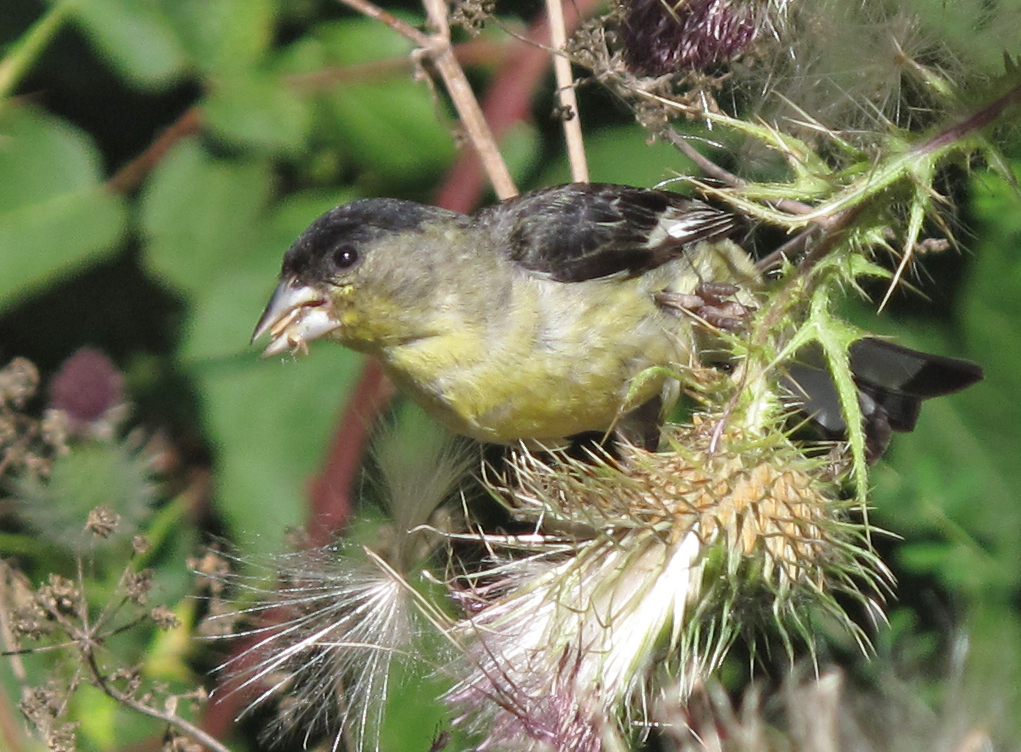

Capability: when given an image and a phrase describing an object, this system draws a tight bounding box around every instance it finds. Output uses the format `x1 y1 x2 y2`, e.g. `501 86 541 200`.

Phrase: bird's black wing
478 183 737 282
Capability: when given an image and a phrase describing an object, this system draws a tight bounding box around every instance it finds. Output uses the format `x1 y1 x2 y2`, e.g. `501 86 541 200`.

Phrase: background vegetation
0 0 1019 750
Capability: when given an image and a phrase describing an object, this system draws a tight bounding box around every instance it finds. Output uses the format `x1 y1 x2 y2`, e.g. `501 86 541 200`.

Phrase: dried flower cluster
0 357 61 480
1 519 214 752
0 353 214 752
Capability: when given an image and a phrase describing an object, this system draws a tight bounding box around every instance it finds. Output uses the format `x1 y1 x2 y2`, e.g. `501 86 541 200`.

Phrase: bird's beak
252 278 340 357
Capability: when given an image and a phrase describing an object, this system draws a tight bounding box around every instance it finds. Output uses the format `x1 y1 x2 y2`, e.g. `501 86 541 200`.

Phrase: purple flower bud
621 0 758 76
49 348 124 425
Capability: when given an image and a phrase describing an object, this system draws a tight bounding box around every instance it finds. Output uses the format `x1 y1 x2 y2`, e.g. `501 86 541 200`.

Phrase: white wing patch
645 203 736 249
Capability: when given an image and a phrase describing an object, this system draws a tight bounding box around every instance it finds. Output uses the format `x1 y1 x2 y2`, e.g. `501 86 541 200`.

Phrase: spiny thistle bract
217 546 426 751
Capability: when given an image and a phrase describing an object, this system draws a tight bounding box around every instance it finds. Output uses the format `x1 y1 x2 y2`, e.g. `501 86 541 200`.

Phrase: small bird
253 183 981 451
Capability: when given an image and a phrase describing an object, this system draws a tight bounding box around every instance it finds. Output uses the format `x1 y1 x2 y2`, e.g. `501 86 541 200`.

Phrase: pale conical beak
252 278 340 357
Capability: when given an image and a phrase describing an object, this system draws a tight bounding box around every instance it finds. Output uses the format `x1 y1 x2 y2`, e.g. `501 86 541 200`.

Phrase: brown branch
420 0 517 198
106 108 203 194
81 648 232 752
547 0 587 182
285 38 511 91
918 79 1021 154
434 0 600 211
665 130 742 187
337 0 432 47
338 0 517 198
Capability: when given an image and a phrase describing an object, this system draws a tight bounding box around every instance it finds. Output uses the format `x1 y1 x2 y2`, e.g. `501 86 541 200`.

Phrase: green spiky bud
12 442 157 552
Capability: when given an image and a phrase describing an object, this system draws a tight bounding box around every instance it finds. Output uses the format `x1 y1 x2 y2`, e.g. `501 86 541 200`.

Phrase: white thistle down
213 415 472 751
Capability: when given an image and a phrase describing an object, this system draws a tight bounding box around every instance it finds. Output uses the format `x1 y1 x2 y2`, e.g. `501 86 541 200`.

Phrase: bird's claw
656 282 754 332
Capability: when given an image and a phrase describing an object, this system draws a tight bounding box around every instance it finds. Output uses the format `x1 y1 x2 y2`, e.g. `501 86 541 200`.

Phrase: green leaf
0 188 127 310
307 19 455 183
0 105 103 208
324 81 456 182
316 17 416 64
500 121 542 185
184 343 362 555
961 604 1021 740
139 138 273 296
73 682 166 749
204 70 312 152
159 0 275 74
0 106 127 310
0 0 78 101
380 648 465 752
537 124 698 187
71 0 188 88
905 0 1021 76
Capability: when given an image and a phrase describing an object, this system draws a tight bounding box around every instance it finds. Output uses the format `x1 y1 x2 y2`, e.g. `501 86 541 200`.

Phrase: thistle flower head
594 0 1015 159
218 546 422 751
445 417 889 750
9 427 158 552
619 0 779 77
48 346 127 436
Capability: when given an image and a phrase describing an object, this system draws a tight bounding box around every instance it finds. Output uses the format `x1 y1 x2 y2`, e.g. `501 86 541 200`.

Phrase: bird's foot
656 283 754 332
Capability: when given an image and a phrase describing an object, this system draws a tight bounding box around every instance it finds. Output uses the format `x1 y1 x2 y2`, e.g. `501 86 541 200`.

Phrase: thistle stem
918 80 1021 154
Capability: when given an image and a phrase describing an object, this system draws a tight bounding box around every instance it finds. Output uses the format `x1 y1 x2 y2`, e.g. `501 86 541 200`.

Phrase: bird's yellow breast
376 267 693 443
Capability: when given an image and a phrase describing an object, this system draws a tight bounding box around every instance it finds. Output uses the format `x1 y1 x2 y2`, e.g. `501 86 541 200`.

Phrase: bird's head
252 198 467 357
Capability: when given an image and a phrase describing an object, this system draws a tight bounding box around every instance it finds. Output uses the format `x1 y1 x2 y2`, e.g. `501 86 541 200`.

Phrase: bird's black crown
281 198 462 282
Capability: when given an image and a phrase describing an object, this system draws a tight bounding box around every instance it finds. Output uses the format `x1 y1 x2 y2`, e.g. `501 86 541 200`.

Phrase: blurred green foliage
0 0 1019 750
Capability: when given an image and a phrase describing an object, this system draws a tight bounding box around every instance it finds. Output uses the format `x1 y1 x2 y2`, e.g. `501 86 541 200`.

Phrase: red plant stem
200 628 276 741
306 358 396 546
918 80 1021 154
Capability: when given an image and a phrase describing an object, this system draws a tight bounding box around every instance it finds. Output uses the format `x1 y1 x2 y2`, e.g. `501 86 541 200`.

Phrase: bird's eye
332 245 360 270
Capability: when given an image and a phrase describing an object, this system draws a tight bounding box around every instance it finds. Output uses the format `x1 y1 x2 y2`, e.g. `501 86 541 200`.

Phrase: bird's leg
656 282 754 332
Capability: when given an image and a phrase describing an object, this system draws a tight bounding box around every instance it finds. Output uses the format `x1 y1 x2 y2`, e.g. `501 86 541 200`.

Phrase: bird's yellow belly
380 278 690 443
